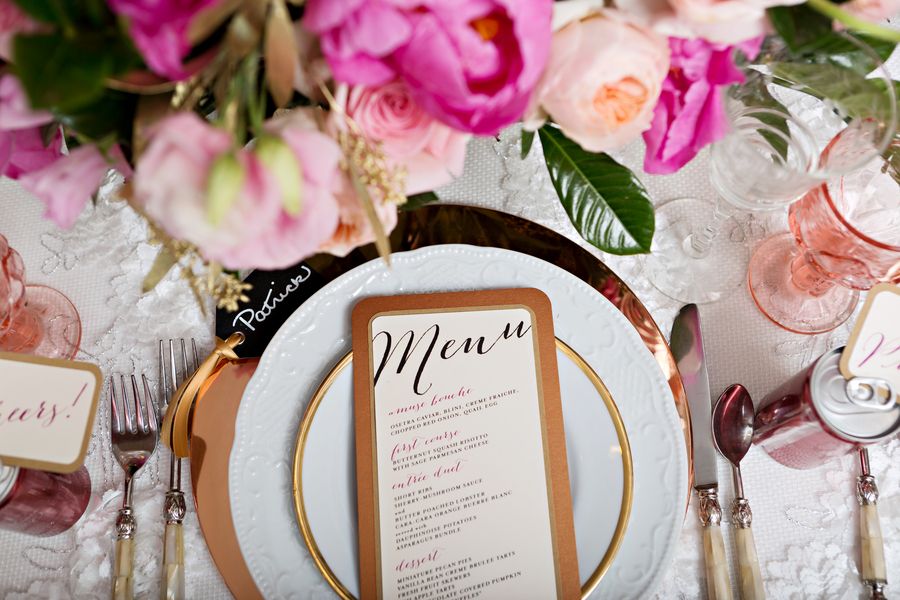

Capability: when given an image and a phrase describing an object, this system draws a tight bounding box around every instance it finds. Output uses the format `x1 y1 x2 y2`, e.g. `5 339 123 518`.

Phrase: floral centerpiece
0 0 897 310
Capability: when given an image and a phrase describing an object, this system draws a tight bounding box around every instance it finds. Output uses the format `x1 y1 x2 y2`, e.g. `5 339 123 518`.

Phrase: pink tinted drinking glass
748 148 900 334
0 233 82 358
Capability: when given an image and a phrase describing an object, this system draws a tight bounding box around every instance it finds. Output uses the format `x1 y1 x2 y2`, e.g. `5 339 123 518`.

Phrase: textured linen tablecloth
0 127 898 600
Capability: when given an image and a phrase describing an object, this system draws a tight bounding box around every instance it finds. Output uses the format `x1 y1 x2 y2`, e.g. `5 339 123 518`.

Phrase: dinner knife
671 304 733 600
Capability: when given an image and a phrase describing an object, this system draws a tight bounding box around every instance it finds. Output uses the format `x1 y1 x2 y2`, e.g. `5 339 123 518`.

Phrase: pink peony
0 0 39 61
18 145 130 228
337 81 470 195
303 0 552 135
525 10 669 153
134 112 344 270
107 0 219 80
0 127 62 179
643 36 763 175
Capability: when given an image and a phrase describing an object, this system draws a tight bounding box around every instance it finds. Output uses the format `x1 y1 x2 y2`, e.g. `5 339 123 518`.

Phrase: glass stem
687 197 732 258
789 254 835 297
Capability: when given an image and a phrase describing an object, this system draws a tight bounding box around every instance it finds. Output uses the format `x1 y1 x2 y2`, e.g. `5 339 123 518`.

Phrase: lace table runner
0 129 896 599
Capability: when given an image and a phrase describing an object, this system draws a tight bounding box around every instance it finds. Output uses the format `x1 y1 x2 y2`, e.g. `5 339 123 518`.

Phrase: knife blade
671 304 733 600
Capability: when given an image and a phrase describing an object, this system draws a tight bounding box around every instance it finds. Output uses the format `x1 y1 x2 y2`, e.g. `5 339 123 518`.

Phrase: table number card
0 352 101 473
841 283 900 401
352 289 580 600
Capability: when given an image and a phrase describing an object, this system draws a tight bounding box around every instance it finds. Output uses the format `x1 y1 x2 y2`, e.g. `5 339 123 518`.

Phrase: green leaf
401 191 439 211
770 61 893 123
521 129 535 159
55 90 136 148
12 32 140 112
13 0 114 28
539 126 654 255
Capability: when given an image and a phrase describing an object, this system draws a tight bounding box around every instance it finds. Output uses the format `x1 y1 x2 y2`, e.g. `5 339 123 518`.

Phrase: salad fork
110 374 159 600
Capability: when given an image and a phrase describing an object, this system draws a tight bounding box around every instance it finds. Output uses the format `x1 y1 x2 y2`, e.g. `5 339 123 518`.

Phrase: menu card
351 289 579 600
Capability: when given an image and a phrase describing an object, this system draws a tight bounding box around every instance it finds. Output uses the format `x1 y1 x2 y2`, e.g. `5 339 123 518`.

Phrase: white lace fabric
0 129 897 599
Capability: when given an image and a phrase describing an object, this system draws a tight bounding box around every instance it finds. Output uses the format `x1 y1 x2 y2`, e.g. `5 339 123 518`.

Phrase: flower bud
206 152 245 225
255 135 303 215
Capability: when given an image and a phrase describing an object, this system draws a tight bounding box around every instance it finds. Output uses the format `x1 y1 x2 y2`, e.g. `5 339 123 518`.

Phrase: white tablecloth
1 127 897 599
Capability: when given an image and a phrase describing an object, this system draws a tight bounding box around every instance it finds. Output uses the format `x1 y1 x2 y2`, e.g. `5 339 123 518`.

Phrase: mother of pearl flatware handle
699 489 733 600
858 476 887 587
112 507 135 600
732 498 765 600
161 520 185 600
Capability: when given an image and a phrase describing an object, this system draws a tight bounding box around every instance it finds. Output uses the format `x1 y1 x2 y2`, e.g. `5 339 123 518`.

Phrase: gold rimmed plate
292 339 632 600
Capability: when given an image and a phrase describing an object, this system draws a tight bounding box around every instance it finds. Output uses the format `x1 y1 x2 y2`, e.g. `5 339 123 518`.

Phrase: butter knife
672 304 733 600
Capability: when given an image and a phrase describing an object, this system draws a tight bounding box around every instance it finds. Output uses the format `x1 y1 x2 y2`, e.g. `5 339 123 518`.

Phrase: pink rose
526 10 669 153
18 145 131 228
0 0 39 61
319 172 399 258
107 0 220 80
617 0 800 43
643 36 763 174
337 81 470 195
135 112 344 270
303 0 552 135
0 74 52 129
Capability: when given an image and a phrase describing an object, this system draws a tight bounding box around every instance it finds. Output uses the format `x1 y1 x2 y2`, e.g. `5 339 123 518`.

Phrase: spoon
712 384 765 600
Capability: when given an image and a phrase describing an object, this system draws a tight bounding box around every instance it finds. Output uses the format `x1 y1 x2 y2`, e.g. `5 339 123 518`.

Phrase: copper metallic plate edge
291 340 633 600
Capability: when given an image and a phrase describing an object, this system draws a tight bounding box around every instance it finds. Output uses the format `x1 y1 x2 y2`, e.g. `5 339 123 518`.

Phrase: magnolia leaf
539 126 655 255
188 0 242 44
348 164 392 265
521 129 535 159
401 191 439 211
142 247 178 293
264 0 299 108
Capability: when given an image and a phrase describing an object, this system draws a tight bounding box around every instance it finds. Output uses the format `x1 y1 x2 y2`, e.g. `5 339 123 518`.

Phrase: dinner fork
110 374 159 600
158 339 199 600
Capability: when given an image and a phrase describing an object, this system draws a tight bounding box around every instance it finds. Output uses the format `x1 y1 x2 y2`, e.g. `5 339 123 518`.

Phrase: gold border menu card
352 289 580 600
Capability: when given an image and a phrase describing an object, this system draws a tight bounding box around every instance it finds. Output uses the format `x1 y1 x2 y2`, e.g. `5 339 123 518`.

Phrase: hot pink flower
107 0 219 80
303 0 552 135
643 36 763 175
0 127 62 179
18 145 130 228
0 0 39 61
337 81 470 195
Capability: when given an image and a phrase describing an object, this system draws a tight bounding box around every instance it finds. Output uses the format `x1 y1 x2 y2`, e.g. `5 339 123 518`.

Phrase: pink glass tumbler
0 464 92 536
0 233 81 359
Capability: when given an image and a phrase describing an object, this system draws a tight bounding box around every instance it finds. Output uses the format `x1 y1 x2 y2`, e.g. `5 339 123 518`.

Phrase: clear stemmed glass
748 147 900 334
0 234 82 359
642 35 897 304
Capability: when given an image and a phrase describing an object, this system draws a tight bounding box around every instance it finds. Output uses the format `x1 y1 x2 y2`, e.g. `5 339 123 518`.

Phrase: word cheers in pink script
0 354 101 472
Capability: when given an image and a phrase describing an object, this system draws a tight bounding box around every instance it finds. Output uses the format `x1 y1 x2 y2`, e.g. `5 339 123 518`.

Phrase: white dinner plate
230 245 688 599
296 340 629 599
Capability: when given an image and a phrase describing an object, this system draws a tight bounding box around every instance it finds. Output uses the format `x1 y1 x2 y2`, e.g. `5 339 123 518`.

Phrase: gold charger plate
190 204 690 599
292 339 633 600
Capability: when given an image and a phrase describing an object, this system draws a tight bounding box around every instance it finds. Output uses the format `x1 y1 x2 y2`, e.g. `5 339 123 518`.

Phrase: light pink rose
303 0 553 135
838 0 900 24
18 145 131 228
616 0 801 43
337 81 470 195
0 74 52 129
135 112 344 270
107 0 220 80
319 173 399 258
526 10 669 153
0 0 39 61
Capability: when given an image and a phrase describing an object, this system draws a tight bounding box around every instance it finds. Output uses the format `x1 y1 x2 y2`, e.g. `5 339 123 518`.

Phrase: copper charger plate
189 204 691 599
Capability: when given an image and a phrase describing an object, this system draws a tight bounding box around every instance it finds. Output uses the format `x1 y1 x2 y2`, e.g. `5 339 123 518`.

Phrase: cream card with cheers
0 352 101 473
841 284 900 402
352 289 579 600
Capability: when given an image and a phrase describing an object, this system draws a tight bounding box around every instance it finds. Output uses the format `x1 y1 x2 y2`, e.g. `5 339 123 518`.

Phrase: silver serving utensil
110 374 159 600
713 384 765 600
857 447 887 599
158 339 199 600
671 304 732 600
